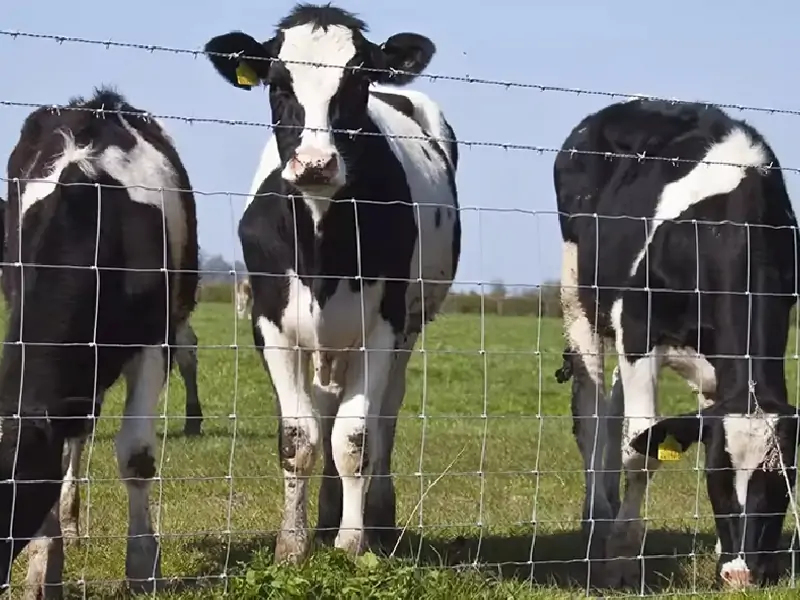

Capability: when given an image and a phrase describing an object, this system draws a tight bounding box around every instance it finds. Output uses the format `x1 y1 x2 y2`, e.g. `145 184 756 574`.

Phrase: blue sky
3 0 800 293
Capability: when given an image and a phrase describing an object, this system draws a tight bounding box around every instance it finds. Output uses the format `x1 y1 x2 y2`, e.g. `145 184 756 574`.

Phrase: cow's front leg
364 331 418 552
604 300 664 589
560 240 614 562
332 320 395 555
256 316 319 564
315 357 346 546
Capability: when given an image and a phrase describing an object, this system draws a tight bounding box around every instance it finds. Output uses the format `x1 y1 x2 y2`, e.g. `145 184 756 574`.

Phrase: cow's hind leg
175 323 203 436
116 347 166 593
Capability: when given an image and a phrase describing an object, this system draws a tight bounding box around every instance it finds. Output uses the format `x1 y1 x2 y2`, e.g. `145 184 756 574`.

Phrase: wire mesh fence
1 12 800 600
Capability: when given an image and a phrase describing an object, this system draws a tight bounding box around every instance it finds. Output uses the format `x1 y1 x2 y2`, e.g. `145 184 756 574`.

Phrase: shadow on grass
178 527 796 594
391 528 724 592
49 528 797 598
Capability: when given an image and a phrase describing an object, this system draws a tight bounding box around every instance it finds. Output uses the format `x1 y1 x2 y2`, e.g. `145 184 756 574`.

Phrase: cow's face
0 398 95 585
630 402 799 588
0 416 70 586
204 5 435 196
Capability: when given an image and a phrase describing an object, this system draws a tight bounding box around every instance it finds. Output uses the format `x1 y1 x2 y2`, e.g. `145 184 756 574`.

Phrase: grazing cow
203 3 460 562
0 191 202 596
0 88 198 596
2 149 203 594
555 98 800 589
235 275 252 319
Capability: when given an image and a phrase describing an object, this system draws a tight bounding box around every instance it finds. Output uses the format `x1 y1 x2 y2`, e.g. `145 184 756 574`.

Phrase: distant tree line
440 279 562 318
198 257 800 325
199 249 247 284
197 254 564 318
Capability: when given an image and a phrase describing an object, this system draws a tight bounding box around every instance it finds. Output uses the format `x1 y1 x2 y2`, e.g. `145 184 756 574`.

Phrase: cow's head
630 398 800 589
203 3 436 195
0 397 95 585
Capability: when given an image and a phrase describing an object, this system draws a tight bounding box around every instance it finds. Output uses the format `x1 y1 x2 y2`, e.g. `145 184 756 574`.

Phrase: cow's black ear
370 33 436 86
204 32 276 90
629 412 704 461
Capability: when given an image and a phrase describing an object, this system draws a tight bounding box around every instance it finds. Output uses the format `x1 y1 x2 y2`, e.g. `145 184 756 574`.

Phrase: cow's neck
298 191 332 234
0 334 59 403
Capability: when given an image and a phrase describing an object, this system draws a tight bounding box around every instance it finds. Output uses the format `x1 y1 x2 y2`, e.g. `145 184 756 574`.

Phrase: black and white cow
1 185 203 527
555 98 800 589
0 198 202 597
235 274 252 320
203 3 460 562
0 88 199 595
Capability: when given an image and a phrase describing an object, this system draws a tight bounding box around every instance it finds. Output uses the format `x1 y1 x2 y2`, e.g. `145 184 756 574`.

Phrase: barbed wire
1 104 798 177
1 114 798 186
2 28 800 120
5 176 800 227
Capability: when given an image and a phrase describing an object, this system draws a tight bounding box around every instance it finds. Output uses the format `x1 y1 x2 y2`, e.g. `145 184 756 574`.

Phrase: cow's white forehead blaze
279 24 357 140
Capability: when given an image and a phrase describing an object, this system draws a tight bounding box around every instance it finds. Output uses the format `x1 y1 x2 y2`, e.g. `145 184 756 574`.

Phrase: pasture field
6 304 800 598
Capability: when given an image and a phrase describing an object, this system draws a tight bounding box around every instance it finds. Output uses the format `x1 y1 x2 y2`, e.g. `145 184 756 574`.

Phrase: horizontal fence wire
3 29 800 119
0 24 799 600
3 98 800 173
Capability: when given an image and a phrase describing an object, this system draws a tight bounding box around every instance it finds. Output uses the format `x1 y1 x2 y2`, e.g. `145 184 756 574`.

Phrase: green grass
7 304 800 598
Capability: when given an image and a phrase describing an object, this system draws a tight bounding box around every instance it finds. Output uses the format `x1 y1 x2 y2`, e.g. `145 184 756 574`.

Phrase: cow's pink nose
291 152 339 184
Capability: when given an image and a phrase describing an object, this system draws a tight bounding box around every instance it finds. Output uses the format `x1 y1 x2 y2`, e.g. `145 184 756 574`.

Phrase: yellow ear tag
236 62 260 87
657 434 683 461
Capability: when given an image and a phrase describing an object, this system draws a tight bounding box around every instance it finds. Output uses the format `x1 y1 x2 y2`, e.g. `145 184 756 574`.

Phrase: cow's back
365 88 461 333
555 100 721 239
2 91 198 385
557 99 785 331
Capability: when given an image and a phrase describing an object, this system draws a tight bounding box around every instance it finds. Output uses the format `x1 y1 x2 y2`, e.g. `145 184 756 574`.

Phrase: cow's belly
312 280 386 351
404 277 451 331
403 210 459 332
280 266 452 352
